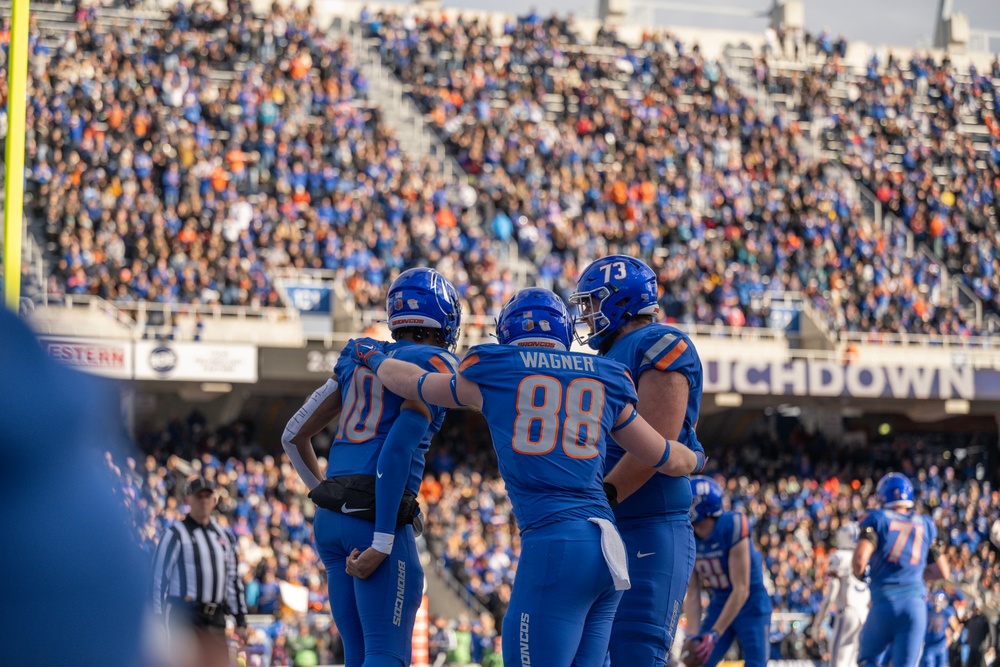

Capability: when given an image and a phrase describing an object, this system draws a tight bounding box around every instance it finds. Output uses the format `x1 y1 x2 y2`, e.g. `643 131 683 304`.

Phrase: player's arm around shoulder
603 366 696 501
609 405 700 482
351 337 478 409
412 346 486 410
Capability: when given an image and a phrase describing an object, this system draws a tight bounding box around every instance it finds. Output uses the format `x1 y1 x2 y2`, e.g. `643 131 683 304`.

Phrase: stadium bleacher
359 8 997 336
20 0 518 327
750 50 1000 326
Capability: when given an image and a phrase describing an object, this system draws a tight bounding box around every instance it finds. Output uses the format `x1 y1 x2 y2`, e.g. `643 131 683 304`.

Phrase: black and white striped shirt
150 515 247 623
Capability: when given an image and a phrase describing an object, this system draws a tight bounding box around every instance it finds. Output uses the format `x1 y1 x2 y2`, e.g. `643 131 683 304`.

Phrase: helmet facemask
569 286 613 348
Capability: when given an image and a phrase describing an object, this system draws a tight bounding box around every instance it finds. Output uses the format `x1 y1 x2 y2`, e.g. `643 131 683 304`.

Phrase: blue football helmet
496 288 573 351
569 255 659 350
932 590 948 612
689 475 724 523
876 472 914 509
387 268 462 351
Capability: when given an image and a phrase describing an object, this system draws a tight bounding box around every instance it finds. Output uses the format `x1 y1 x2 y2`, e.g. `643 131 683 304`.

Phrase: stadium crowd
360 9 988 336
12 0 995 338
108 407 1000 665
755 49 1000 324
22 0 517 317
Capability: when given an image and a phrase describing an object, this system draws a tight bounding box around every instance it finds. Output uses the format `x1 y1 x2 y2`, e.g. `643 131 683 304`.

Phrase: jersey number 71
512 375 604 459
886 519 925 565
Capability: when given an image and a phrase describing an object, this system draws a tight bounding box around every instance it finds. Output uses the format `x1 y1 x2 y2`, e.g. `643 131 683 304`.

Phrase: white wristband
371 532 395 554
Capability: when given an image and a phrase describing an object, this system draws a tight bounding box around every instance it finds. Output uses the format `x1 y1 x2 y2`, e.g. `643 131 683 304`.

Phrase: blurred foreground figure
0 307 148 666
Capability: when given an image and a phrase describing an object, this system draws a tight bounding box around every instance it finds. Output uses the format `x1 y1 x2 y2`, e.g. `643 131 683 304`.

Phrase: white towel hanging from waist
588 517 631 591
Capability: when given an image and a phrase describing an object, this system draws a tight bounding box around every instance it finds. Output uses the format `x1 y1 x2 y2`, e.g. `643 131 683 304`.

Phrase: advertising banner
134 341 257 382
40 337 132 379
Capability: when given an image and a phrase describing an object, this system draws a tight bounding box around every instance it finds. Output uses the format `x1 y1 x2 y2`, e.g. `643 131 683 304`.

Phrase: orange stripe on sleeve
741 514 749 540
429 356 451 373
654 340 688 371
459 354 480 372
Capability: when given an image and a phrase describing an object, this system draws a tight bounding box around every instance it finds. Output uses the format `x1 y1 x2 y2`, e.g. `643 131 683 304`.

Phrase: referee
151 476 248 667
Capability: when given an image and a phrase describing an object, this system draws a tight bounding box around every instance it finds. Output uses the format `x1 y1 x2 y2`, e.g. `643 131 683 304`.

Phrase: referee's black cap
185 476 216 495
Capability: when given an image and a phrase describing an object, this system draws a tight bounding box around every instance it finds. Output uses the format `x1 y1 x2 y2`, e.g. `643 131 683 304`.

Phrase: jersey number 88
512 375 604 459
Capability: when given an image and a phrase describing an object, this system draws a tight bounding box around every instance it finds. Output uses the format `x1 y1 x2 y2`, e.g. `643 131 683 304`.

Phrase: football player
853 473 951 667
683 475 772 667
810 522 870 667
283 268 461 667
571 256 708 666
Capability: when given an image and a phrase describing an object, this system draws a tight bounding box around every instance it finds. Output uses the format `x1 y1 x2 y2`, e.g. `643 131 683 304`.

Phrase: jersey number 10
512 375 604 459
337 367 385 442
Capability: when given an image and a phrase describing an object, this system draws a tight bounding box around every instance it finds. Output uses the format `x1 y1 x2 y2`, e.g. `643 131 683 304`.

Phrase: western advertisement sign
40 337 132 379
134 341 258 382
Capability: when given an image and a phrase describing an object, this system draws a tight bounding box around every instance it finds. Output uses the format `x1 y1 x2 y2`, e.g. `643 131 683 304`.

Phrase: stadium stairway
420 549 490 622
341 23 461 182
343 21 553 293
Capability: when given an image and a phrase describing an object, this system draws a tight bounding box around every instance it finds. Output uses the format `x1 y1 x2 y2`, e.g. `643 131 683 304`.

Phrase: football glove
351 337 388 373
692 630 719 664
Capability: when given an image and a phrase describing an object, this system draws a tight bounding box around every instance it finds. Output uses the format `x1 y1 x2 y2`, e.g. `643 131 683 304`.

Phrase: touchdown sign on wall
705 359 976 400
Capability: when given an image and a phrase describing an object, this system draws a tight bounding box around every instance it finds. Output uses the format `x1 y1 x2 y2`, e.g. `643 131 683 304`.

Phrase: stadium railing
30 295 304 345
839 328 1000 350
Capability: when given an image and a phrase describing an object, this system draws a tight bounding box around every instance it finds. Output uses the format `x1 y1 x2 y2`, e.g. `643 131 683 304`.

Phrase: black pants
165 599 229 667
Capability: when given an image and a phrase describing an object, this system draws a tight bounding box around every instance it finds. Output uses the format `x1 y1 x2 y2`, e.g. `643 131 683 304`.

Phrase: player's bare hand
346 547 388 579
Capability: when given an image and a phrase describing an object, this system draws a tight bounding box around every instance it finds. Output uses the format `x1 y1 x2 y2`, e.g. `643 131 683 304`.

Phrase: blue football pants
700 605 771 667
314 509 423 667
605 519 695 666
859 597 928 667
504 520 623 667
921 644 949 667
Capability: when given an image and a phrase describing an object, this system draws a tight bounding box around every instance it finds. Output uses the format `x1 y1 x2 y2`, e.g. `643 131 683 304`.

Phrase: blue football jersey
327 340 457 494
925 603 954 646
459 344 639 530
693 511 772 616
860 509 937 602
603 324 705 521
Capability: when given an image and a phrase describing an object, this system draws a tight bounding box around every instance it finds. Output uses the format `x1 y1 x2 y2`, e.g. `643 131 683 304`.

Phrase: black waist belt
166 597 226 627
308 474 419 529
